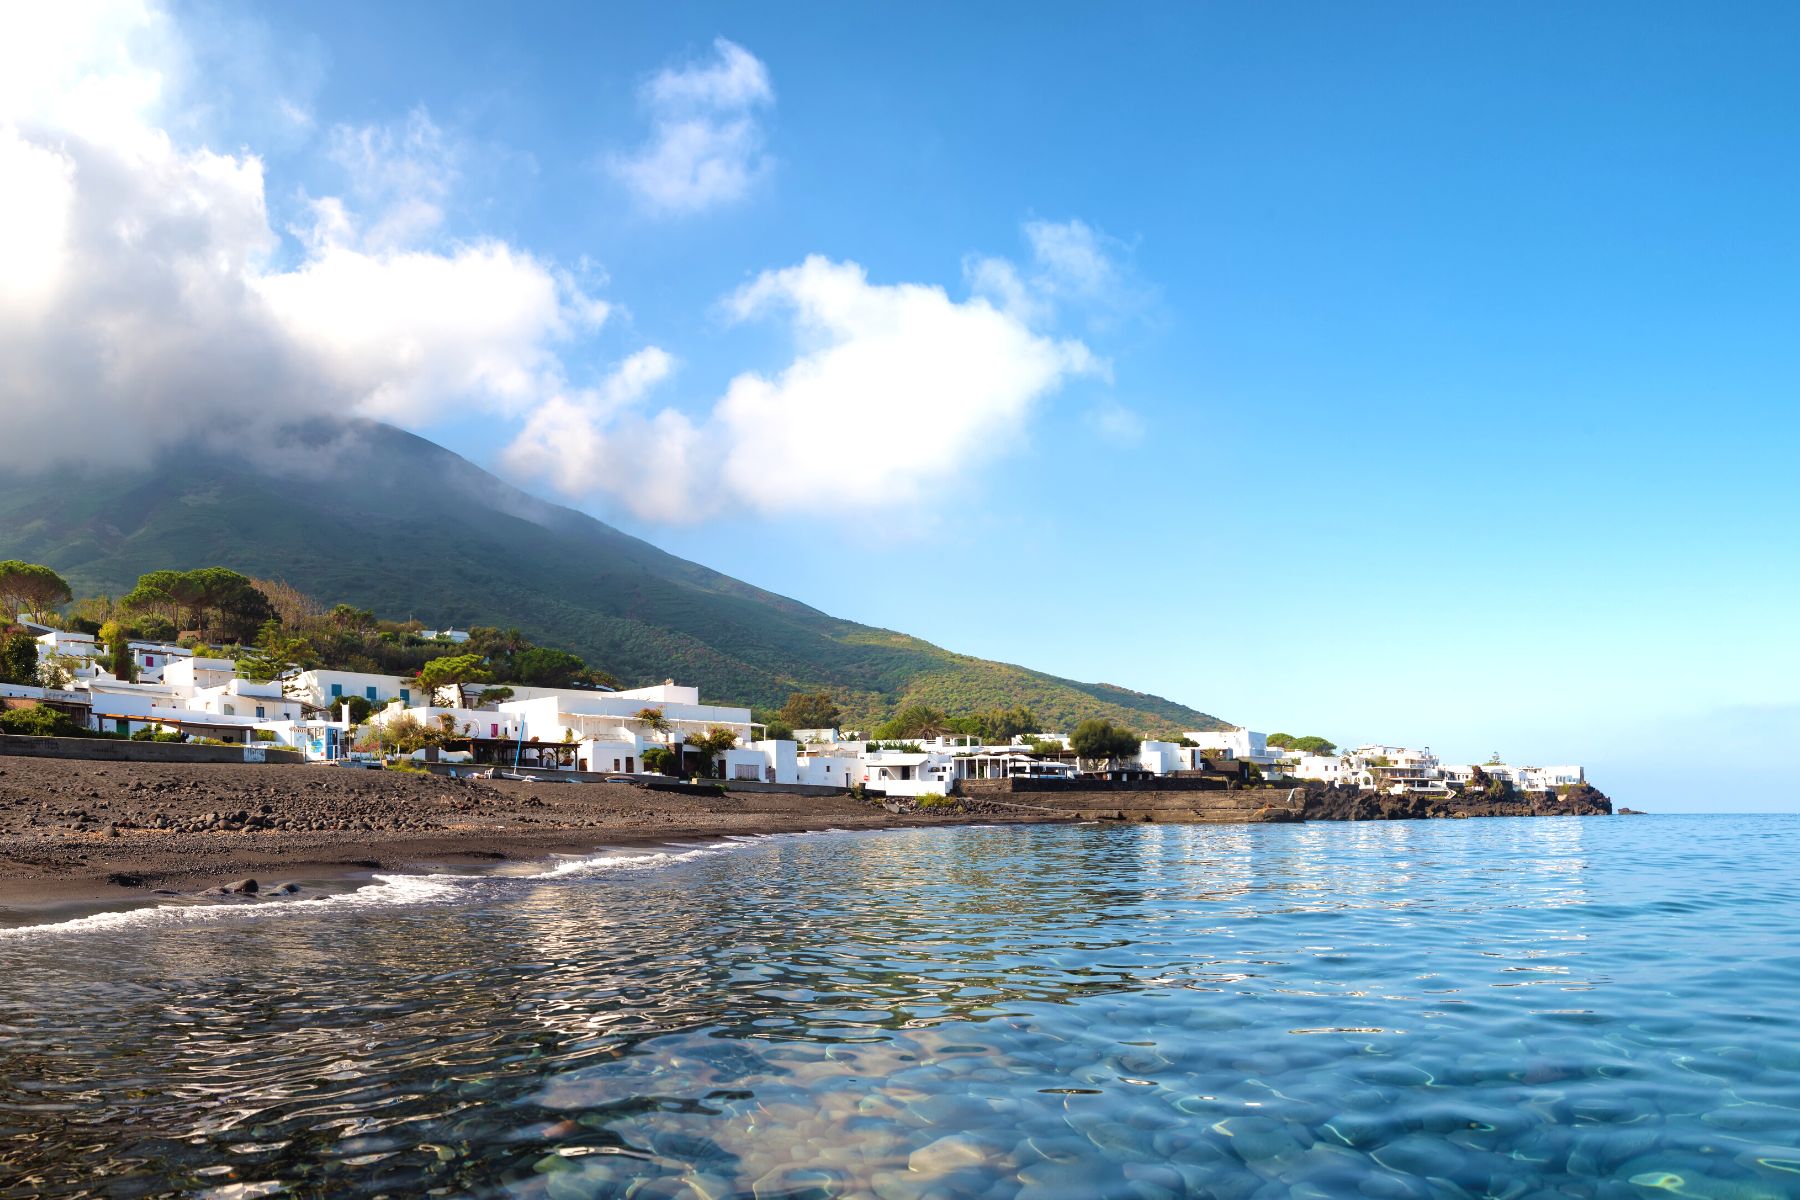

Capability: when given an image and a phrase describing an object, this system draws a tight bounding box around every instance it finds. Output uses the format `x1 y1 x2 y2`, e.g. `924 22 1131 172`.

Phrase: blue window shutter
330 683 342 697
365 686 376 701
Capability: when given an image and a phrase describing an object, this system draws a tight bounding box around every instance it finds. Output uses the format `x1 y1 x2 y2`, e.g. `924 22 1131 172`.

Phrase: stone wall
0 734 304 767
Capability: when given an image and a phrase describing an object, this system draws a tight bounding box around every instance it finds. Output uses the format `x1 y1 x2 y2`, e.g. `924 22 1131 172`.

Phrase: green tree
120 578 179 626
974 705 1036 742
1268 732 1335 754
135 569 205 631
1070 718 1141 769
67 595 116 632
416 653 493 707
778 690 842 731
762 719 795 742
0 629 39 686
329 603 377 631
633 707 670 733
641 745 677 775
191 568 277 642
374 712 446 755
0 702 82 737
0 561 73 622
99 619 135 683
873 703 950 740
685 726 740 777
334 694 375 724
576 666 622 690
235 620 318 684
513 646 586 687
131 613 177 642
474 686 515 709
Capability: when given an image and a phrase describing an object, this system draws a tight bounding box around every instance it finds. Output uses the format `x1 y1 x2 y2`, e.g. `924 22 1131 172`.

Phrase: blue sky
8 2 1799 809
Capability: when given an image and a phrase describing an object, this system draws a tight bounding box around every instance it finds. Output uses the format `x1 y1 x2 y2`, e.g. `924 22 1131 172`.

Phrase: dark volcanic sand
0 756 1020 910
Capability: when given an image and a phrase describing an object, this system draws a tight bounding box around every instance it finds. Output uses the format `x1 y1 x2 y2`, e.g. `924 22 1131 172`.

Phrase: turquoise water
2 816 1798 1198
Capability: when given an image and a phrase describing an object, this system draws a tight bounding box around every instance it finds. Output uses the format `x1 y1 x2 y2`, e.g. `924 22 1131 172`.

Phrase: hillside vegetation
0 421 1227 736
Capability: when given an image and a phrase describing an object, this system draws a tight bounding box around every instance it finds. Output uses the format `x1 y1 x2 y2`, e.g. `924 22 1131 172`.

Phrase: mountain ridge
0 421 1228 735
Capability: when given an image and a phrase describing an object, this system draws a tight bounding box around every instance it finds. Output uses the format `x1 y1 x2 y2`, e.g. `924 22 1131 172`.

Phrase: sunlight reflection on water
1 817 1797 1198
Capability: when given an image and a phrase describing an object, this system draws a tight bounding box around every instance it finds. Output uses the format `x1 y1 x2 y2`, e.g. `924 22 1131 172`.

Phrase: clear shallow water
1 817 1798 1199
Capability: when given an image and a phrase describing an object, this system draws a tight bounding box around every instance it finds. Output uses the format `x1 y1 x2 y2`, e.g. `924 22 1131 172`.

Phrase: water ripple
0 816 1797 1198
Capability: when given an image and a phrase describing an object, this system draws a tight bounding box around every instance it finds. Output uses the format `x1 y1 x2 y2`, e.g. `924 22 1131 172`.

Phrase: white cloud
1086 399 1146 445
966 217 1144 327
501 347 679 497
323 106 457 248
257 240 589 425
0 6 1141 525
501 257 1100 522
1026 219 1124 303
611 38 773 215
0 1 602 469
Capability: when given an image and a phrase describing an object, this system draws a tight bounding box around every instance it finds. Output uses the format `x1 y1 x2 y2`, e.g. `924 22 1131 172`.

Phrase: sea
1 815 1797 1199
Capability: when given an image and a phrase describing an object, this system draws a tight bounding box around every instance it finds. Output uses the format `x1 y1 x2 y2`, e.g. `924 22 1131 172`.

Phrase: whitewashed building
1184 728 1280 767
289 669 417 710
1442 762 1585 793
797 751 860 787
189 678 306 724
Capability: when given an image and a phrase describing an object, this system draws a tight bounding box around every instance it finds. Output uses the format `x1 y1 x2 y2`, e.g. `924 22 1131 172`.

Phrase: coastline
0 755 1619 920
0 755 1048 916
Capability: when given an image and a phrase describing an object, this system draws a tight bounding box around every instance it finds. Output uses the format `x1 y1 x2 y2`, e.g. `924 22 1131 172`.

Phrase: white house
373 702 522 742
1521 765 1585 790
860 748 960 797
1185 728 1280 767
128 642 191 683
35 630 98 659
743 738 799 784
1442 762 1585 793
951 749 1078 782
161 656 236 695
289 669 416 711
1286 753 1363 786
797 750 860 787
1138 740 1185 775
420 629 471 644
1349 745 1449 794
81 680 265 741
488 683 757 775
189 677 306 724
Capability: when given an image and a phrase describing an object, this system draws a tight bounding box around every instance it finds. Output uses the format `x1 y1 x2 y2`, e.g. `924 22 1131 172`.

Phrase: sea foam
0 835 776 937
